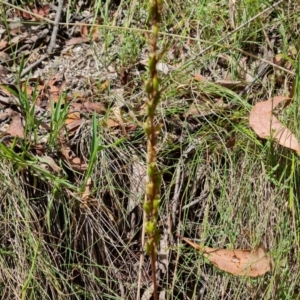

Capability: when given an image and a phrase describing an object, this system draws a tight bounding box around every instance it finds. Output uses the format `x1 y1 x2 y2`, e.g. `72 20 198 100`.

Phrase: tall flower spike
142 0 164 299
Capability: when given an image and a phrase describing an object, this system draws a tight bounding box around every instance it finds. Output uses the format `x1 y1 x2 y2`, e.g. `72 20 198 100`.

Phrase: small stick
47 0 64 54
239 63 269 96
8 55 48 84
136 211 146 300
20 55 47 78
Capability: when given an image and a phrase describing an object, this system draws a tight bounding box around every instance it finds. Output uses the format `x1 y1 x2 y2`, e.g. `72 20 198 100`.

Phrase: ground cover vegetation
0 0 300 299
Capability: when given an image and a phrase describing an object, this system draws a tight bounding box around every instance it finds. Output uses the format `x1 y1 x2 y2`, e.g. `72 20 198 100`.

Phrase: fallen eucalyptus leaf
180 236 272 277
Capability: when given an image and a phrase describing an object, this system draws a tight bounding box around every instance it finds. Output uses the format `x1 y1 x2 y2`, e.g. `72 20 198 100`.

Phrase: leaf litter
6 111 24 139
249 96 300 154
180 236 272 277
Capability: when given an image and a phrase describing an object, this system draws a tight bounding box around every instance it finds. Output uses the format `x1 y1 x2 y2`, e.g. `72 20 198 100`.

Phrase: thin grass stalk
143 0 163 299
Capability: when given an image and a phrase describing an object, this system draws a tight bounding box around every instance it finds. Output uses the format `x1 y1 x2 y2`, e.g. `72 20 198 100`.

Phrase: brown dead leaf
38 156 61 173
249 96 300 154
10 32 29 45
0 109 14 121
80 24 100 41
194 74 207 82
126 123 137 132
185 103 211 117
83 102 106 114
90 26 100 42
215 79 245 90
81 178 92 208
16 9 33 20
20 78 44 101
101 80 110 92
105 118 119 128
273 53 285 67
16 5 49 21
7 112 24 138
65 111 80 125
33 144 45 156
60 146 88 172
32 4 50 19
112 106 127 136
185 97 229 117
120 67 128 86
0 51 10 64
66 119 84 134
0 40 7 50
194 75 245 91
45 75 66 107
0 85 13 97
65 37 90 46
70 102 83 111
65 103 82 127
226 135 236 149
181 236 272 277
80 25 89 38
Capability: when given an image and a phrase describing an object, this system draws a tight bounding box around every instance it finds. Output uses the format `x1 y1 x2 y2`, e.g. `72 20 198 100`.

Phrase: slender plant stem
143 0 163 299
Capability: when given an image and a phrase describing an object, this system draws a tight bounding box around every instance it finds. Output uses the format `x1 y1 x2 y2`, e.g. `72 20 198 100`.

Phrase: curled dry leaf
249 96 300 154
181 236 272 277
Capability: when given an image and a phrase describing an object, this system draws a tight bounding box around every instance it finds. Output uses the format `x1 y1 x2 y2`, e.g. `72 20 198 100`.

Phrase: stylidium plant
143 0 163 298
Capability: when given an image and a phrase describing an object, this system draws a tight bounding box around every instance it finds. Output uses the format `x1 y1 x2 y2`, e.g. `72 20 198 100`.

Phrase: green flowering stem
143 0 163 299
